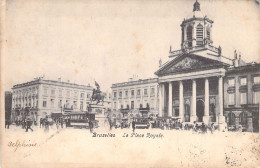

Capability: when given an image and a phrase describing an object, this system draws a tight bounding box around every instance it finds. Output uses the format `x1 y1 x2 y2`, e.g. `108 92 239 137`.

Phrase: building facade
111 78 159 118
224 63 260 132
11 77 93 123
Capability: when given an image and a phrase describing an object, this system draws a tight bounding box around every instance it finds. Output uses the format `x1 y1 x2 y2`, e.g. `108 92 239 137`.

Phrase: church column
168 82 173 117
179 81 184 120
191 79 197 122
159 83 165 117
203 78 210 124
218 76 225 123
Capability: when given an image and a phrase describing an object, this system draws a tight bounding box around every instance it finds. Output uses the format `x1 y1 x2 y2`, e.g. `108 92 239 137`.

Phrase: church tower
180 0 214 49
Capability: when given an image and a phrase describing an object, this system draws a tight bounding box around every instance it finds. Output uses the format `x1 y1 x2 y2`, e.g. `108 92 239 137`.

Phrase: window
74 91 78 99
59 89 62 97
253 91 259 104
87 94 90 99
239 112 248 127
137 89 141 96
151 88 155 95
66 90 70 97
44 88 48 94
51 99 54 108
131 101 134 109
119 91 122 98
228 78 235 87
187 25 193 47
114 92 117 98
43 100 47 107
51 89 55 95
80 101 83 110
131 90 135 96
73 101 77 109
144 89 147 96
125 91 128 97
114 102 117 109
240 92 247 105
228 93 235 105
253 76 260 84
196 24 203 46
58 100 62 108
80 93 84 99
240 77 247 86
66 100 70 108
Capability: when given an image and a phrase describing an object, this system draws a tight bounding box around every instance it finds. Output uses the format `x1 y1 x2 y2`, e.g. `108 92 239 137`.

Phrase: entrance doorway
196 99 204 122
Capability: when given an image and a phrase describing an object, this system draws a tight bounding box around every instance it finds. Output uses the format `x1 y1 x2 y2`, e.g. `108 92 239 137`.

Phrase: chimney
58 78 61 82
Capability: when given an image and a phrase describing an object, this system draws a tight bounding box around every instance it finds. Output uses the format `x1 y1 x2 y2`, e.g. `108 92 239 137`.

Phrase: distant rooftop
111 78 158 88
12 78 93 90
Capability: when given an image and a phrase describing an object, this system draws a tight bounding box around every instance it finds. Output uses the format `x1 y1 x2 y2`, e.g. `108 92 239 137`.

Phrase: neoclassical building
11 77 94 122
111 78 159 118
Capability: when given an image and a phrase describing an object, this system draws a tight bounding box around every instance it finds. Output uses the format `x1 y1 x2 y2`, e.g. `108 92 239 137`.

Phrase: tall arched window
196 24 203 46
239 112 248 128
187 25 193 47
227 112 236 126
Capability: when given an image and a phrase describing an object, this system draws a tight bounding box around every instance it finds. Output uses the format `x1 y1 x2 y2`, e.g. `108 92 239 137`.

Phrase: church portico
158 74 225 125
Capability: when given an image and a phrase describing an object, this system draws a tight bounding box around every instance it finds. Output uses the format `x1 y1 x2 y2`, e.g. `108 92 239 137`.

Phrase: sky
3 0 260 92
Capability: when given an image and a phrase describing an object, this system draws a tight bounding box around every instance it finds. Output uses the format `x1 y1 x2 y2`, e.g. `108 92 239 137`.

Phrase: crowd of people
106 117 219 134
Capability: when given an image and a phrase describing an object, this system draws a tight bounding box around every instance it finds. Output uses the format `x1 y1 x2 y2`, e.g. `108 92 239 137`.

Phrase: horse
90 92 105 105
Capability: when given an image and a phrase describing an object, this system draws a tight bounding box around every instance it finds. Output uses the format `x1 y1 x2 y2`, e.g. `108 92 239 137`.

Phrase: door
196 100 204 122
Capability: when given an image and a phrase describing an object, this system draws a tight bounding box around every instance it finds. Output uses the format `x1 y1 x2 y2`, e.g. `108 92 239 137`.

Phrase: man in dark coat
132 120 136 132
25 118 34 132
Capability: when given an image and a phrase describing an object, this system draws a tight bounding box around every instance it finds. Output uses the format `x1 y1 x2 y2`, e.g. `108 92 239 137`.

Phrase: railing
169 44 219 57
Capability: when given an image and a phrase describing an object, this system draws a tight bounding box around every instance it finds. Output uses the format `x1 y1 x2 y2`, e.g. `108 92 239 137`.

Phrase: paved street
2 125 260 167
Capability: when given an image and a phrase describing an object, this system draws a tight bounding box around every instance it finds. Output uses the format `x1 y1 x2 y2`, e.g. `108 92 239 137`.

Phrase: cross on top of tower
193 0 201 12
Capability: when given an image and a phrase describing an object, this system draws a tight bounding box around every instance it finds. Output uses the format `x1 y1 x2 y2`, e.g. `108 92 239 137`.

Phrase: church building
111 0 260 132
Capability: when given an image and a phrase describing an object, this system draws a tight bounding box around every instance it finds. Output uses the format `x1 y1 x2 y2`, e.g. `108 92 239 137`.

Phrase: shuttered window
196 24 203 46
187 26 193 47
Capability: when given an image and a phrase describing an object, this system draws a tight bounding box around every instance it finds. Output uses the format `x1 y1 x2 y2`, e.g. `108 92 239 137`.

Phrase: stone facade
111 78 159 118
11 78 93 123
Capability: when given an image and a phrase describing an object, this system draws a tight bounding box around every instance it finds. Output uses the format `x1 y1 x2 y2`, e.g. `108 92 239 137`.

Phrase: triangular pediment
156 54 226 76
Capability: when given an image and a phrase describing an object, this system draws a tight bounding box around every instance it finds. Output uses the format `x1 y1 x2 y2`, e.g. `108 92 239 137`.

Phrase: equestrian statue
90 81 105 105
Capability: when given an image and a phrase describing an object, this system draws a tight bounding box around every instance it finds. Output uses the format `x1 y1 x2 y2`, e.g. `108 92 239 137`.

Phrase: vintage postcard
1 0 260 167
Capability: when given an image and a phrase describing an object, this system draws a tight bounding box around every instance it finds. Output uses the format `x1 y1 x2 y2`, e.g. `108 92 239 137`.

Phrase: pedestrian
201 122 206 134
121 121 124 129
25 118 34 132
132 120 136 132
210 123 215 134
5 119 10 129
61 119 63 128
44 117 49 132
89 121 93 133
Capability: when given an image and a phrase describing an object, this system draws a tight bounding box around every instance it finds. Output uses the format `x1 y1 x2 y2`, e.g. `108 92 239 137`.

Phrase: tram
67 112 99 128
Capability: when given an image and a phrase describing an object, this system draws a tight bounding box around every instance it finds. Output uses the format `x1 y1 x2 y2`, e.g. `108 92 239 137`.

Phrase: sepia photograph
1 0 260 167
